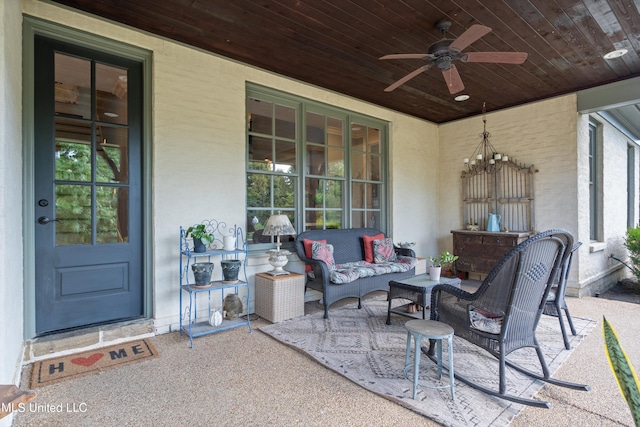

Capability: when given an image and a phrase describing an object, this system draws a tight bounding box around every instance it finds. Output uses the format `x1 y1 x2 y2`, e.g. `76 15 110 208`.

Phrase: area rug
31 339 159 388
260 297 595 426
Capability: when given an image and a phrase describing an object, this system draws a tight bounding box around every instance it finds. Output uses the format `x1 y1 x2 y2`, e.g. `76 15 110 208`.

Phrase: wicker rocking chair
428 229 590 408
543 241 582 350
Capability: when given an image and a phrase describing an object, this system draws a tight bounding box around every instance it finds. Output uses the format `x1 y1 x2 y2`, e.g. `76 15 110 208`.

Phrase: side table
255 272 305 322
387 274 461 324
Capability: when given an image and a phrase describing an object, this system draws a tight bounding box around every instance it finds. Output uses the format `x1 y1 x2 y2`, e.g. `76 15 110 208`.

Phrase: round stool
404 319 455 400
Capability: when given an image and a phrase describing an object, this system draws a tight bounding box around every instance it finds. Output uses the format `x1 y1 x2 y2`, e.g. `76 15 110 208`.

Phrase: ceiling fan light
603 49 628 59
455 94 470 101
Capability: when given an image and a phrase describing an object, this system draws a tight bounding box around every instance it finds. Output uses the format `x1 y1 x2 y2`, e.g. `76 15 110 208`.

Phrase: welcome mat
31 339 159 388
260 297 596 427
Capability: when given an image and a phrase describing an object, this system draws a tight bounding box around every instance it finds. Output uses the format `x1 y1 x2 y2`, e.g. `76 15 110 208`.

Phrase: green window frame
589 118 602 242
246 84 388 248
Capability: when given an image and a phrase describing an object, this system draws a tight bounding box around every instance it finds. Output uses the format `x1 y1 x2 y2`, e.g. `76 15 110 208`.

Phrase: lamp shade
262 213 296 236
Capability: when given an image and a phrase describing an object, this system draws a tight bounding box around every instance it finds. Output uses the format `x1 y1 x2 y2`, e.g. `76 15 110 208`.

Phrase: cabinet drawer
482 235 518 246
455 234 483 245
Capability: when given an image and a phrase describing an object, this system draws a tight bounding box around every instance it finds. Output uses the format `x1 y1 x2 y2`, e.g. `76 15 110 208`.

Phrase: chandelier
463 103 509 175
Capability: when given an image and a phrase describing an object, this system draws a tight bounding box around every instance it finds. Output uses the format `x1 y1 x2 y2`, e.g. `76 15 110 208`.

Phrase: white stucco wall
438 96 579 237
437 96 635 295
22 1 439 332
1 0 25 425
575 112 638 295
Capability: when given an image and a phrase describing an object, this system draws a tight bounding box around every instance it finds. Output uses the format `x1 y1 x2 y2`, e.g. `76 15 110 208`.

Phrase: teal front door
33 36 144 334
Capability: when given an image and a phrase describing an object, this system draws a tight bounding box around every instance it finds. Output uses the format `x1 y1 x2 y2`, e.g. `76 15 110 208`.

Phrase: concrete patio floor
13 290 640 427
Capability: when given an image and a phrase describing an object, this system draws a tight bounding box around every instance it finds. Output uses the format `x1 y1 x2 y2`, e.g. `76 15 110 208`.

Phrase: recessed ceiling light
454 94 470 102
603 49 628 59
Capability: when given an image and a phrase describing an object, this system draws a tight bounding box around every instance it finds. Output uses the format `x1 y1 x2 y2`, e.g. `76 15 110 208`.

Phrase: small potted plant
186 224 214 253
428 251 459 281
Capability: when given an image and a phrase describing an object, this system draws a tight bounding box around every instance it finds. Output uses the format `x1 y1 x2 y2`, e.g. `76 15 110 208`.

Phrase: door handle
38 216 61 225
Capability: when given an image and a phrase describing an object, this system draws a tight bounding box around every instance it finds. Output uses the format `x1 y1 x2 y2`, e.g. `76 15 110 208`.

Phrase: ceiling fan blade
463 51 528 64
380 53 433 60
384 65 432 92
449 24 492 51
442 64 465 94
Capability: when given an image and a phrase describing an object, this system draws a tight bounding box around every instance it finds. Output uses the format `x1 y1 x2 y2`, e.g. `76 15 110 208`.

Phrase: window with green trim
589 118 602 242
246 85 388 246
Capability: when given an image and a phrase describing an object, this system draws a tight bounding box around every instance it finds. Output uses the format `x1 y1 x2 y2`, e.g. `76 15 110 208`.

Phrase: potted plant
428 251 459 281
186 224 214 253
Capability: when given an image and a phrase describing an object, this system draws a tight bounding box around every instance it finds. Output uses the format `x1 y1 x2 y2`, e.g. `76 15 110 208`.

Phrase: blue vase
193 238 206 253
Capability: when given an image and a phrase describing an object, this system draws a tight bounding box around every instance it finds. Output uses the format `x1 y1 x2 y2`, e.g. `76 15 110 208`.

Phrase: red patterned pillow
311 241 335 270
363 233 384 263
303 239 326 272
373 238 397 263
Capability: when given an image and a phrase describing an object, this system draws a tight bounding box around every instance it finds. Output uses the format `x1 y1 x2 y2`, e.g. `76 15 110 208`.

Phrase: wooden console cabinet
452 230 532 275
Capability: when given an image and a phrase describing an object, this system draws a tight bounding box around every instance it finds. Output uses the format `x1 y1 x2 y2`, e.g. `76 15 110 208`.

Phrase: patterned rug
260 296 595 426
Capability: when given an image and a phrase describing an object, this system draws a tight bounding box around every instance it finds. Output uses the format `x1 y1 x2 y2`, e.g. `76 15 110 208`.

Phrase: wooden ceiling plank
49 0 640 124
475 1 587 87
531 0 634 79
581 0 640 72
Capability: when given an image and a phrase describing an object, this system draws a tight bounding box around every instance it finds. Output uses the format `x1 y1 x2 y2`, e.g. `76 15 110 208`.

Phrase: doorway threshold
24 319 155 363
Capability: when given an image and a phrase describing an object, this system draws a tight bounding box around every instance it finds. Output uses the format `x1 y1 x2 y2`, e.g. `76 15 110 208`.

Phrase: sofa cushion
363 233 384 263
468 306 504 335
311 241 336 270
328 256 417 284
303 238 326 272
373 238 397 263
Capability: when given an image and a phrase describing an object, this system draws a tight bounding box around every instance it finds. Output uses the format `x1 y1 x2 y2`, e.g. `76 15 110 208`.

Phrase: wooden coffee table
387 274 461 324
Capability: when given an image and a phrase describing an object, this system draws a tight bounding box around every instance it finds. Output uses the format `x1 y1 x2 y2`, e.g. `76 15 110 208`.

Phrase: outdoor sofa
294 228 417 318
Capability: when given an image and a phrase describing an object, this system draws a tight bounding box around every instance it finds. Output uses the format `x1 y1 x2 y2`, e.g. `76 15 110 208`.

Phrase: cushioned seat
428 229 590 407
295 228 416 318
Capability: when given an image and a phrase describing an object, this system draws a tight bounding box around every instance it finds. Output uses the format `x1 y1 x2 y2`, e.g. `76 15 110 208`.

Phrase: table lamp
262 212 296 276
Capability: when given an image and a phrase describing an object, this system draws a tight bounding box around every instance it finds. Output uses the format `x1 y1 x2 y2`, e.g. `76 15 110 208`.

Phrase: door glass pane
307 145 325 175
368 154 381 181
327 147 344 177
305 210 323 230
327 117 343 147
352 152 365 180
368 127 380 154
306 112 325 144
55 119 91 182
97 126 128 183
275 104 295 139
274 175 295 208
326 211 342 229
96 63 128 125
351 123 365 151
248 98 273 134
368 211 380 229
367 184 381 208
305 178 323 208
55 53 90 119
352 182 365 208
247 173 272 207
325 180 343 209
56 184 91 246
248 136 273 170
247 210 272 243
352 211 364 228
274 140 296 173
97 186 128 243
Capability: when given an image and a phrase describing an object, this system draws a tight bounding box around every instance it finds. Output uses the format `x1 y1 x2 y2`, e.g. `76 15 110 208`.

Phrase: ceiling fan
380 20 528 94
